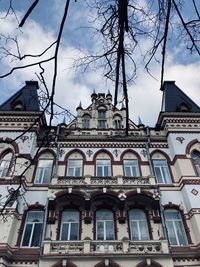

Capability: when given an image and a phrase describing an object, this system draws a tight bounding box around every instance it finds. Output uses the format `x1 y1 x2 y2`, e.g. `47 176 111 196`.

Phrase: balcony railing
43 239 169 255
54 175 155 186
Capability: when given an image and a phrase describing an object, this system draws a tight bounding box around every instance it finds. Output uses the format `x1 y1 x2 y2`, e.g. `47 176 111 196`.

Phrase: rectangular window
153 160 171 184
124 160 139 177
96 210 114 240
35 159 53 184
21 211 44 247
98 111 106 129
96 159 111 177
60 211 79 240
129 209 149 241
67 160 82 176
165 210 188 246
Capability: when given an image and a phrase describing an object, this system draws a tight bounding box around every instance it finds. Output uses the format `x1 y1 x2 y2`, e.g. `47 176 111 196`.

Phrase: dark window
191 150 200 176
82 115 90 128
98 110 106 129
0 152 12 177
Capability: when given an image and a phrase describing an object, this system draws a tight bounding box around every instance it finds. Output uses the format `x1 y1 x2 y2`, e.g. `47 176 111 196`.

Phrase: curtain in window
129 209 149 240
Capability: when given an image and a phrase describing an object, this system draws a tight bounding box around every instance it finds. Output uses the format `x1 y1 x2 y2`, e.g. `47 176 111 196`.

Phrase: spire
76 101 83 111
121 102 126 110
62 116 66 124
138 116 144 128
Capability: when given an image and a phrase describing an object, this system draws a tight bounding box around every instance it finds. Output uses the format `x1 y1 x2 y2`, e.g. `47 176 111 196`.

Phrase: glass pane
96 210 113 220
129 209 146 220
97 222 104 240
175 221 187 246
26 211 44 222
31 223 43 247
162 167 171 183
35 168 43 183
106 221 114 240
43 167 52 183
104 166 111 176
166 221 177 245
131 221 139 240
22 224 32 246
97 166 102 176
70 223 79 240
75 167 81 177
125 166 131 176
62 211 79 222
139 221 149 240
61 223 69 240
68 167 74 176
154 166 163 183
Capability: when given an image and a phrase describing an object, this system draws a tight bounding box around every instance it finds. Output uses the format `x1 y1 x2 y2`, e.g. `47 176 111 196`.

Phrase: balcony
51 175 156 187
43 239 169 255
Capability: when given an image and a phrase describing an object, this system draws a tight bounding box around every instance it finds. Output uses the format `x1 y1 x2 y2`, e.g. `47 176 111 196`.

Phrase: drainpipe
145 126 168 241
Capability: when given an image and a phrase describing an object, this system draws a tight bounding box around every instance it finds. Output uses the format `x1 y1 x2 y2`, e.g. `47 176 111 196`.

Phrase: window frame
98 110 106 129
164 209 188 246
96 159 111 177
60 210 80 241
153 159 172 184
96 209 115 240
34 159 53 184
0 152 12 178
21 210 44 247
129 209 150 241
124 159 140 177
67 159 83 177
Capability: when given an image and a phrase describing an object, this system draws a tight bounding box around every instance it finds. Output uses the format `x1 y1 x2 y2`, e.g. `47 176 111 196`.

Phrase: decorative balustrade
43 239 168 255
56 175 155 186
128 240 162 253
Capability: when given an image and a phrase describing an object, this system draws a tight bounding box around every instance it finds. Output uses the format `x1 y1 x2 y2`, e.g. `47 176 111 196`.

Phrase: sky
0 0 200 127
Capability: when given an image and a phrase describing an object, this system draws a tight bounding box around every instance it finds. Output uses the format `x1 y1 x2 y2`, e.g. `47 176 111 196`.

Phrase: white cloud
0 9 199 128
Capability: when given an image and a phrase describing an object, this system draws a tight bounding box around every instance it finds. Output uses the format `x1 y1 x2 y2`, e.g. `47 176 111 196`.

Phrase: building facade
0 80 200 267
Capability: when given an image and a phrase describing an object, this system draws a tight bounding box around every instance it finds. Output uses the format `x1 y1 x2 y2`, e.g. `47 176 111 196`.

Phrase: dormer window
12 100 24 111
114 115 122 129
82 115 90 129
98 109 106 129
177 102 191 112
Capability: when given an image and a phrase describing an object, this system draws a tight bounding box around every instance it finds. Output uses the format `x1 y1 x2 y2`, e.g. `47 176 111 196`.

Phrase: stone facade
0 81 199 267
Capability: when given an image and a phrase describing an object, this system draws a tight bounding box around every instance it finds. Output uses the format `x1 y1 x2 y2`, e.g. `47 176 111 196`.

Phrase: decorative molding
113 149 121 157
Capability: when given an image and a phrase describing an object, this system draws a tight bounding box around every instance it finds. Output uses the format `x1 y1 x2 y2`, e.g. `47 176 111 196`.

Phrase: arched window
60 210 80 240
129 209 149 240
191 150 200 176
82 114 90 129
164 209 188 246
96 210 114 240
21 210 44 247
0 152 12 177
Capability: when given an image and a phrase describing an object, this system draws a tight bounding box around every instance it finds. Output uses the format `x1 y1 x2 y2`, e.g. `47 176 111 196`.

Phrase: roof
161 81 200 113
0 81 40 112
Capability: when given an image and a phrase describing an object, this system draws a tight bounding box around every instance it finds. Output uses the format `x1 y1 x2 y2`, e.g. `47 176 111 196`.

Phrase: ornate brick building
0 80 200 267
